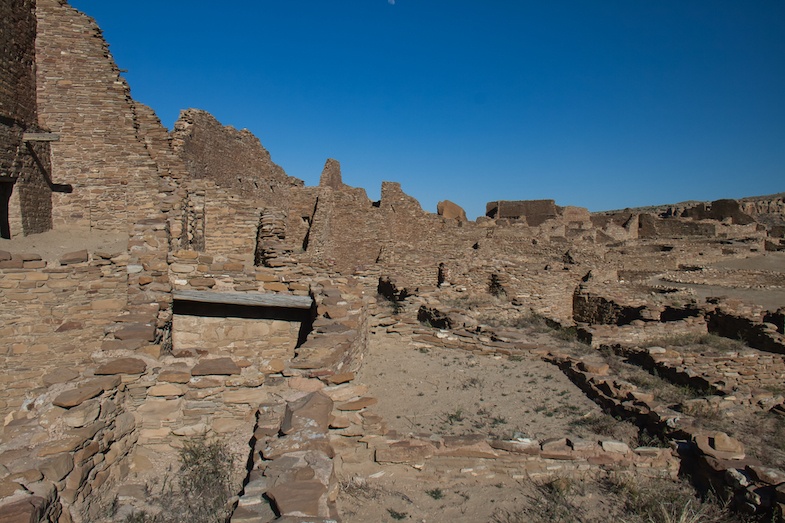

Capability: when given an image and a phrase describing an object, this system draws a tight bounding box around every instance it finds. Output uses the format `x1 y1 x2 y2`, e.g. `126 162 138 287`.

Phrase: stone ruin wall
34 0 162 232
0 0 53 239
2 1 785 520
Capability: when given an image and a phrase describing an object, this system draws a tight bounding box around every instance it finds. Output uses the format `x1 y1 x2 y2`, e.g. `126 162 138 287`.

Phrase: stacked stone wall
0 249 128 419
35 0 160 231
0 0 54 239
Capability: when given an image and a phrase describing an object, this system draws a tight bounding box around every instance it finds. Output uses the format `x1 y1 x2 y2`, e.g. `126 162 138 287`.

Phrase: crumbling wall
171 108 301 196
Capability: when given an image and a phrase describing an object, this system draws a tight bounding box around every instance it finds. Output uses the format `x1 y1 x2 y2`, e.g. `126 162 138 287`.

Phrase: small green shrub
425 488 444 500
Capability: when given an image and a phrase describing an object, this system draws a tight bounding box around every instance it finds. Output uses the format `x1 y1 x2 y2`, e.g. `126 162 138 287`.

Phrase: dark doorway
0 182 13 239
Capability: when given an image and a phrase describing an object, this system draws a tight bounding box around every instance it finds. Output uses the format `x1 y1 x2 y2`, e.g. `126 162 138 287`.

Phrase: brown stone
281 391 333 435
95 358 147 375
113 323 156 341
490 438 540 455
53 385 103 408
158 370 191 383
55 321 83 332
695 432 745 460
60 249 88 265
376 441 436 463
336 396 377 411
42 368 80 386
40 453 74 481
0 496 48 523
267 480 328 518
437 200 468 221
325 372 355 385
62 399 101 427
191 357 241 376
189 277 216 288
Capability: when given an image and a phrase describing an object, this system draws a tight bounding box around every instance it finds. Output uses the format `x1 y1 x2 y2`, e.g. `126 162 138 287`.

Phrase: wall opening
0 181 13 239
171 292 316 361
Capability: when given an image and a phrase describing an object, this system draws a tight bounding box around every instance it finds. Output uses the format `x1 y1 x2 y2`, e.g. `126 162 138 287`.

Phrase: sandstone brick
95 358 147 375
53 385 103 408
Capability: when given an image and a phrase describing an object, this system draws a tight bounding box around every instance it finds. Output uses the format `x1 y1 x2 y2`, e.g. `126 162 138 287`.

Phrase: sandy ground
0 229 127 260
336 323 638 523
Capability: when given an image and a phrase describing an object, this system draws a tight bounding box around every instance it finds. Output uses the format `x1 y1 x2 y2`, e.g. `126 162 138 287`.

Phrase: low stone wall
614 345 785 408
549 354 785 519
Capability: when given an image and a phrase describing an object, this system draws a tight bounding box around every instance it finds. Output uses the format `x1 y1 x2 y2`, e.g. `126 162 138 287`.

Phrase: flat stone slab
191 357 241 376
113 324 156 341
95 358 147 375
174 289 313 309
60 249 88 265
53 385 103 408
266 480 328 518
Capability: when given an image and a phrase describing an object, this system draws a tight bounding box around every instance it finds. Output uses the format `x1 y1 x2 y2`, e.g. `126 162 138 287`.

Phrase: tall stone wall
35 0 160 232
0 0 53 239
171 109 302 196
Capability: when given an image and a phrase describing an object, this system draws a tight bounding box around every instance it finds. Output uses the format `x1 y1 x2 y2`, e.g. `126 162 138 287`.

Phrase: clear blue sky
70 0 784 219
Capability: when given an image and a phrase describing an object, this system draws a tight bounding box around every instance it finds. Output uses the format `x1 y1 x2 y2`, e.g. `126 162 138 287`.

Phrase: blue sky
69 1 784 219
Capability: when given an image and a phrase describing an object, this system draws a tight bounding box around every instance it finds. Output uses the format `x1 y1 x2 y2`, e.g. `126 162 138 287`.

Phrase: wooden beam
0 176 17 183
23 132 60 142
173 290 313 310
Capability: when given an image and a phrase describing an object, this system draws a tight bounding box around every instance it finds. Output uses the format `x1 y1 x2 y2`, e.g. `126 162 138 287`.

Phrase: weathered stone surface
281 392 333 435
336 396 377 411
191 357 241 376
437 200 468 222
113 324 156 341
490 438 540 455
222 389 267 404
42 368 80 387
95 358 147 375
62 399 100 428
59 249 88 264
40 453 73 482
157 370 191 383
325 372 355 385
376 440 436 463
267 480 328 518
147 384 187 397
53 385 103 408
695 432 745 460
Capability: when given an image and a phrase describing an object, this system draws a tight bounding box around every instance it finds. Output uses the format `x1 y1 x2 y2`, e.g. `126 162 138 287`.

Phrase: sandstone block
157 370 191 383
95 358 147 375
42 368 80 387
223 389 267 404
376 441 436 463
60 250 88 265
91 298 126 310
40 453 74 482
113 324 156 341
191 358 241 376
53 385 103 408
62 399 101 428
281 392 333 435
147 384 187 397
336 396 377 411
266 480 328 518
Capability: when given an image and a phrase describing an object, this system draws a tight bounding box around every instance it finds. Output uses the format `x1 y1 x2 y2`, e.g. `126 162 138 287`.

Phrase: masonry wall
35 0 161 232
0 0 54 239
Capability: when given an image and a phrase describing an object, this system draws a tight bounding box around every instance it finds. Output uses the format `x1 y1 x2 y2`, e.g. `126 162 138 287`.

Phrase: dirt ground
0 229 127 260
336 322 641 523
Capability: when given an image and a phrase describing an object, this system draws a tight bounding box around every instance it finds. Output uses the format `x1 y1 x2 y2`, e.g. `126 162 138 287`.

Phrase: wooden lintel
23 132 60 142
0 176 17 183
173 290 313 310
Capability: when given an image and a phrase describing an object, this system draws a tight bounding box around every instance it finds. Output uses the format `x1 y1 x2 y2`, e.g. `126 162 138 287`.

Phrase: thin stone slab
191 357 241 376
53 385 103 408
94 358 147 375
174 290 313 309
